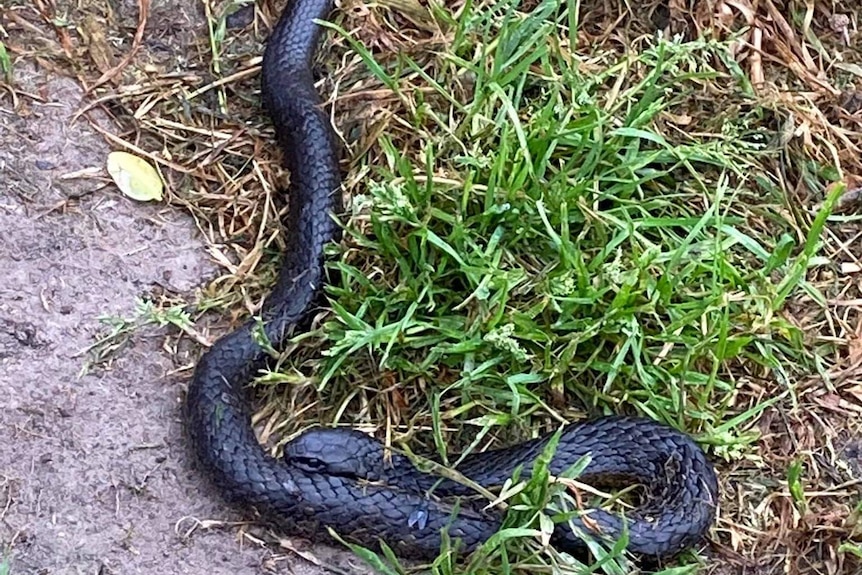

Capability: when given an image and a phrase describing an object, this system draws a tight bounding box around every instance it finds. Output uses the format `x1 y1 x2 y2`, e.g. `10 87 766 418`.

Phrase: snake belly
184 0 719 562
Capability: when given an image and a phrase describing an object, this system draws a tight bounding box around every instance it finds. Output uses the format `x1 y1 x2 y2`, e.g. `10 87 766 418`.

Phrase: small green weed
81 298 199 374
0 41 11 84
787 457 807 515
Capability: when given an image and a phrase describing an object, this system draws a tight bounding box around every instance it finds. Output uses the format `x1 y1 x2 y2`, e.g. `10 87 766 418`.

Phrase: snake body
185 0 719 562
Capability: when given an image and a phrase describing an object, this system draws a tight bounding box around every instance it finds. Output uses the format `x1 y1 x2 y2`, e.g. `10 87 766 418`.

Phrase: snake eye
293 456 328 473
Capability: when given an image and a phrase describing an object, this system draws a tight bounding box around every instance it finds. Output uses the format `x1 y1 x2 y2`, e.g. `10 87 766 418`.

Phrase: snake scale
185 0 719 562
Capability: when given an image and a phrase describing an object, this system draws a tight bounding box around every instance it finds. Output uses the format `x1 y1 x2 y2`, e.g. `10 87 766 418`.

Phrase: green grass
258 0 837 572
202 0 255 114
82 298 197 374
0 40 11 84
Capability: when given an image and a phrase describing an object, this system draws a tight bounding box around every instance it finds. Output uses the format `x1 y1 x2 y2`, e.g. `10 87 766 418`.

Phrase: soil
0 54 370 575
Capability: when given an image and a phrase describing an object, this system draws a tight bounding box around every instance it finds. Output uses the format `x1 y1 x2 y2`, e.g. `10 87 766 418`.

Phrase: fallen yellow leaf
106 151 163 202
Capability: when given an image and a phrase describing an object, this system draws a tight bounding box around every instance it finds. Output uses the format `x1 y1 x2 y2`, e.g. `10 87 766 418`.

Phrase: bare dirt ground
0 6 369 575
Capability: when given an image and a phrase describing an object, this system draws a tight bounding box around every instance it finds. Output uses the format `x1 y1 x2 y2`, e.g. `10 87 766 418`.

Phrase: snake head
283 427 385 480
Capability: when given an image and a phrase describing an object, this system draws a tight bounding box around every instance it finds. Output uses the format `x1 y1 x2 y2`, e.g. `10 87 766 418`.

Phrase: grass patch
305 5 812 454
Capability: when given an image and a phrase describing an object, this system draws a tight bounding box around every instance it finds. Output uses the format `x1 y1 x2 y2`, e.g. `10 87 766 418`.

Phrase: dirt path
0 63 368 575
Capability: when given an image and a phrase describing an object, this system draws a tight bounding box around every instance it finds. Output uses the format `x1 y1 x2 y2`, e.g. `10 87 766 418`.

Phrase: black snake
185 0 719 563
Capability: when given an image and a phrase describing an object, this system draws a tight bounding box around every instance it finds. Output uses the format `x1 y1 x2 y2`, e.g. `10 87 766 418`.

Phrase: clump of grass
254 0 838 571
81 297 201 373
